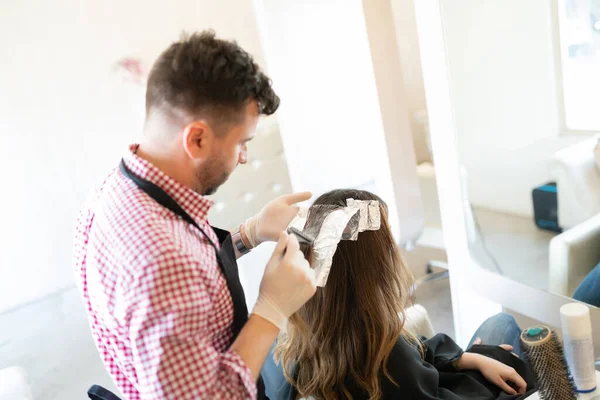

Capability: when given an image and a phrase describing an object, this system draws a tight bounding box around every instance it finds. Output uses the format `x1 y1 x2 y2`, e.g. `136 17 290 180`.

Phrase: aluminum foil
286 199 381 286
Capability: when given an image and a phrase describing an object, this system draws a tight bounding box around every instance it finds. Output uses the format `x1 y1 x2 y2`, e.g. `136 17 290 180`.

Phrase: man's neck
136 138 196 191
138 112 204 192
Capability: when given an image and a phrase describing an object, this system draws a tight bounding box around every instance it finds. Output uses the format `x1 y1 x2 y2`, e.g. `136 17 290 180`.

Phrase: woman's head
276 189 416 400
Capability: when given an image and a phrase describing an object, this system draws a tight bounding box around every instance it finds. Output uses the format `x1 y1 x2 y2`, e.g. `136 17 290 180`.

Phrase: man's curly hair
146 30 279 128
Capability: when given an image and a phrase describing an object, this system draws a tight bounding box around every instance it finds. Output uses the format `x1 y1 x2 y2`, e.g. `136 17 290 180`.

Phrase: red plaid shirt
73 145 256 399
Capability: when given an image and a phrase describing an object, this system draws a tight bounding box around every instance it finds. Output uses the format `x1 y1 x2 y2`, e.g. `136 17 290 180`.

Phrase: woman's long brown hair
275 189 419 400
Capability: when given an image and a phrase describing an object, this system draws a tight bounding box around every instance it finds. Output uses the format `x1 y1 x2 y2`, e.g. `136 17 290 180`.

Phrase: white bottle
560 303 597 393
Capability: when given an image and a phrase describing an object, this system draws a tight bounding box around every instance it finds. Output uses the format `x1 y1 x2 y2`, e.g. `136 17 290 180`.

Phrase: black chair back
88 385 122 400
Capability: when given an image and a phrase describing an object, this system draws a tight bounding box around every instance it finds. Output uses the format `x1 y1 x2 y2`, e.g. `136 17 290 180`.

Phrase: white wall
391 0 427 114
254 0 423 245
441 0 584 217
0 0 267 313
363 0 425 245
253 0 383 193
391 0 432 164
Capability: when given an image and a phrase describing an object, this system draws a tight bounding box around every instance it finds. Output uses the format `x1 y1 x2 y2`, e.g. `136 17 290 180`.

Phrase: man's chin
203 186 218 196
201 173 230 196
203 180 225 196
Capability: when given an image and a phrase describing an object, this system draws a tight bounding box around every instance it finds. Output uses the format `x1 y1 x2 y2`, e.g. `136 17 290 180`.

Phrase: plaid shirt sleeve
125 240 257 400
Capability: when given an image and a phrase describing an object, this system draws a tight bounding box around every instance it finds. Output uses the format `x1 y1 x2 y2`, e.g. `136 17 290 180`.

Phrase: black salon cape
287 334 537 399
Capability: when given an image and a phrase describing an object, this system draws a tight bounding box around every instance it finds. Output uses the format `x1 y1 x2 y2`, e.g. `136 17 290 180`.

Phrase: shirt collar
123 144 214 223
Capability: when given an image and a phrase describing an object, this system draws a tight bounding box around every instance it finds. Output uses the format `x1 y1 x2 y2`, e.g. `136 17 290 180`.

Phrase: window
558 0 600 131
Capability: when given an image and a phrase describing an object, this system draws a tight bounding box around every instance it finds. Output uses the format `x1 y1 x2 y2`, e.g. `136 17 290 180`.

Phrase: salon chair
88 385 122 400
404 303 436 338
550 136 600 230
549 213 600 297
547 137 600 297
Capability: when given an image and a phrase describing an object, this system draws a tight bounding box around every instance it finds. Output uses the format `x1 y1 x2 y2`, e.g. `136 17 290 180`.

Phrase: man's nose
238 148 248 165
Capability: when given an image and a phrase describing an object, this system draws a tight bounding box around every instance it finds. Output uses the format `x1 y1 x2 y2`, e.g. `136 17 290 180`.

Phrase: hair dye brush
287 227 314 255
521 326 577 400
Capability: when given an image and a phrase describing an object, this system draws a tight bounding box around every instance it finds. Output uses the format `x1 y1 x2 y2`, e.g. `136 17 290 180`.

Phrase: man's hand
251 232 317 330
244 192 312 248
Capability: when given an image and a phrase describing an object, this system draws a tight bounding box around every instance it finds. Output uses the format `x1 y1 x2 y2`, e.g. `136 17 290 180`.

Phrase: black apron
88 160 267 400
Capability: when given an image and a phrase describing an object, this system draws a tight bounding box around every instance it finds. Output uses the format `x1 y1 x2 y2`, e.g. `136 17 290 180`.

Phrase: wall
391 0 432 164
254 0 423 245
363 0 425 245
253 0 383 194
0 0 267 313
440 0 583 217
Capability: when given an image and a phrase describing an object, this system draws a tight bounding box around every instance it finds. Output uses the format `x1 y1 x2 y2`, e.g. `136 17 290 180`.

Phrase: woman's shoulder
389 333 466 375
393 332 455 358
392 333 423 355
387 334 437 374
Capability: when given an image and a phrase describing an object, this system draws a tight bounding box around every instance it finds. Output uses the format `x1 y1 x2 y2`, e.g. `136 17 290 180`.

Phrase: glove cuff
244 215 260 248
251 295 287 331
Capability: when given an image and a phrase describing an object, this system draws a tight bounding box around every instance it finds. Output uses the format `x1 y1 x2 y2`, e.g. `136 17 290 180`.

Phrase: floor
404 242 545 342
0 288 118 398
470 207 557 292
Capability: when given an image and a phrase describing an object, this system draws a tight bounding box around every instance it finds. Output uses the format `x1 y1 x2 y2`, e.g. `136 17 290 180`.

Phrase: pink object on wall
114 58 147 85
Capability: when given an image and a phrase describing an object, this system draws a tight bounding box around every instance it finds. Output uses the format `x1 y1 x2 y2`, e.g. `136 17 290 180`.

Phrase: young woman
263 189 536 400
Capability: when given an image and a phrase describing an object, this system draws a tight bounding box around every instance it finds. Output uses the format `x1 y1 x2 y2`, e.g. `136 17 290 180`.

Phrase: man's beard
196 159 230 196
203 183 219 196
202 172 229 195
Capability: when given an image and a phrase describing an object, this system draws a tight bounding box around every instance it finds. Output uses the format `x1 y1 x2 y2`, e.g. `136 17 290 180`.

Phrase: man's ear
181 121 214 159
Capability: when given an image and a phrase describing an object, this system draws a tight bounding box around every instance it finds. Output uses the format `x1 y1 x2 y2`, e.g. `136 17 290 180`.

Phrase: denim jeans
467 312 525 359
261 312 524 398
262 345 292 400
573 262 600 308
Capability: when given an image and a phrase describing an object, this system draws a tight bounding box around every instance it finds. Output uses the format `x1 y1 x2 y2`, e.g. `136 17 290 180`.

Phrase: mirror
435 0 600 308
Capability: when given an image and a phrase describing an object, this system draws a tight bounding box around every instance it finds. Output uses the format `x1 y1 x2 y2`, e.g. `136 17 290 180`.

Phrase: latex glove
251 232 317 330
244 192 312 248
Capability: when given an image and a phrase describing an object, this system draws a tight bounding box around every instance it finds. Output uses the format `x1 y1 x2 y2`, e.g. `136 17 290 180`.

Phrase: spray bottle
560 303 597 393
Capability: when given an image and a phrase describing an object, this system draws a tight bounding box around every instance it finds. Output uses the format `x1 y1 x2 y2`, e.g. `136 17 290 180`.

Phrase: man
73 31 316 399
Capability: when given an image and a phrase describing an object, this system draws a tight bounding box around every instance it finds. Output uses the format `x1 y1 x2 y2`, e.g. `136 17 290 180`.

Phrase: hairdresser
73 31 316 400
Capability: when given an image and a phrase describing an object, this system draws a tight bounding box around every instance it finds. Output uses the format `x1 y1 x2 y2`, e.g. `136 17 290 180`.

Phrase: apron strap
118 160 221 257
211 227 250 335
119 160 249 338
117 159 266 399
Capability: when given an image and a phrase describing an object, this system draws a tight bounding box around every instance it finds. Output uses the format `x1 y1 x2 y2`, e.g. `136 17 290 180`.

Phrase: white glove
244 192 312 248
252 232 317 330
